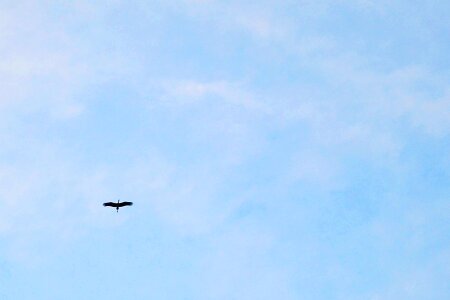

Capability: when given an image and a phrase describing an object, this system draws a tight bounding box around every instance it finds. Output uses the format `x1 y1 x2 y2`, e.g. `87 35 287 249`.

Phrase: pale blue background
1 1 450 299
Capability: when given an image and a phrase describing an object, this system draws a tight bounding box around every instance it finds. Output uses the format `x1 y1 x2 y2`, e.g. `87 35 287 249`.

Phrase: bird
103 200 133 212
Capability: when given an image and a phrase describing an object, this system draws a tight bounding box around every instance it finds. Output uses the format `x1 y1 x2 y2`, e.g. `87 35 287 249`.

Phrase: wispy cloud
1 1 449 298
161 80 270 113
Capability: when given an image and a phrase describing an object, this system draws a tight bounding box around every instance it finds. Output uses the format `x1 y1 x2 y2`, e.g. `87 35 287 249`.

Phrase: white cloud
162 80 271 113
0 4 448 300
0 1 140 119
164 0 291 40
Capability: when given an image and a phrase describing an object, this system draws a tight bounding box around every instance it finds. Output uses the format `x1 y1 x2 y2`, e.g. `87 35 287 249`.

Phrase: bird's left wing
103 202 116 207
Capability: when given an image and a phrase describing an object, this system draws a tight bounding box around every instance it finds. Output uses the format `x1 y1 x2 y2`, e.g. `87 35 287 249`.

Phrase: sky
0 0 450 299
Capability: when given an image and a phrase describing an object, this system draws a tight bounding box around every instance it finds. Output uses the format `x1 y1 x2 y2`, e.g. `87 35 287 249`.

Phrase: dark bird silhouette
103 200 133 212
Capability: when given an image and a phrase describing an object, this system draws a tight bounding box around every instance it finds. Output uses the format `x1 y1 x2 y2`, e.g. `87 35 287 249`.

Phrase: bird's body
103 200 133 212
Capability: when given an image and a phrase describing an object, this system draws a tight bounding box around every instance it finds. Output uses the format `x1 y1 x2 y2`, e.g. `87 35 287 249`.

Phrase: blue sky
1 1 450 299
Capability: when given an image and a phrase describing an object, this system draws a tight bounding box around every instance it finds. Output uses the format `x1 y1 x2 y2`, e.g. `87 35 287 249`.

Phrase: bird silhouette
103 200 133 212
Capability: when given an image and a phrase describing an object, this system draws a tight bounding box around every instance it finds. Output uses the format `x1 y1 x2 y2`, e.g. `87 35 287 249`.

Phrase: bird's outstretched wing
103 202 117 207
119 201 133 207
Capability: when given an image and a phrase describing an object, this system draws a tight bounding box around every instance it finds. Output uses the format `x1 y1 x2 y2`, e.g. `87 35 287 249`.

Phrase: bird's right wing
103 202 116 207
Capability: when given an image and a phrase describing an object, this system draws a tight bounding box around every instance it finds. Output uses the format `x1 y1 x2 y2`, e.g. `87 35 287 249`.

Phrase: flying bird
103 200 133 212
